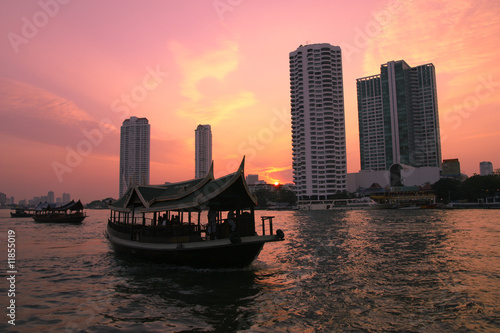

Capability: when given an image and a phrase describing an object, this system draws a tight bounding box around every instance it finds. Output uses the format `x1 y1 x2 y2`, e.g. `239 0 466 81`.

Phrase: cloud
250 165 293 184
359 0 500 128
460 131 500 142
168 39 257 124
168 39 240 101
0 77 119 148
0 78 94 123
177 91 257 124
363 0 500 75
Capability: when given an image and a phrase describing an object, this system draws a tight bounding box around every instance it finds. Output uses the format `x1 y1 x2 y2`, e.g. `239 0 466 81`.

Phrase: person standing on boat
227 211 236 232
208 208 217 240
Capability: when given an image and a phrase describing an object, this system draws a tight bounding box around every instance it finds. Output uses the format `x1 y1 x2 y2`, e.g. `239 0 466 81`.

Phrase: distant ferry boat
297 197 379 210
32 200 87 223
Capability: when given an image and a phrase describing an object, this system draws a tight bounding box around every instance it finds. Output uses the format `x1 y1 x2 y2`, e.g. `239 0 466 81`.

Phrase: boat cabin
108 159 273 244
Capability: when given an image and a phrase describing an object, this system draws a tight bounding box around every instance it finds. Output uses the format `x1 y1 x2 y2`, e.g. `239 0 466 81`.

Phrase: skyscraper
480 161 493 175
62 192 71 204
357 60 441 171
195 124 212 178
119 116 150 196
47 190 54 204
289 43 347 201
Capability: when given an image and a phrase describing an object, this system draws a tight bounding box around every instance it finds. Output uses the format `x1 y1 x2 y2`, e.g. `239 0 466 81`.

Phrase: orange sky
1 0 499 204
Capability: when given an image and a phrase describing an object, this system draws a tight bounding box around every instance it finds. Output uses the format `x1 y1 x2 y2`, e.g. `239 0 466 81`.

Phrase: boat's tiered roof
35 199 84 212
110 158 257 212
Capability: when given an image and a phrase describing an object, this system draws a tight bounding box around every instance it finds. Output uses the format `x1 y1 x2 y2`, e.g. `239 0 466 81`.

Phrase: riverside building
195 124 212 179
289 43 347 201
119 116 150 196
357 60 441 171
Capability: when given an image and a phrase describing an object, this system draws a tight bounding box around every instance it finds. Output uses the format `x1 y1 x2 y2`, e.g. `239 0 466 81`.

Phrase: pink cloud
0 77 118 150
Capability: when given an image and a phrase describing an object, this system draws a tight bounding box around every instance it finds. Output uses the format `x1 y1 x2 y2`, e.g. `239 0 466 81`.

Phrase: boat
10 208 33 218
104 158 285 268
32 200 87 223
296 197 379 210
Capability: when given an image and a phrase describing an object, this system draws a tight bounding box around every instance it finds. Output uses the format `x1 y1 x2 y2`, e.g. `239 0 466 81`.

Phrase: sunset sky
1 0 500 204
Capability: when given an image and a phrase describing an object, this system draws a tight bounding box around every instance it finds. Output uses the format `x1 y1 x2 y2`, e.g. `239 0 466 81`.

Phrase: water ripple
0 209 498 332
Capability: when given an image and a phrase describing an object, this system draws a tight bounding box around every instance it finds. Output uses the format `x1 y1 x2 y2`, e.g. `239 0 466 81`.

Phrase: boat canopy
110 158 257 213
35 200 84 211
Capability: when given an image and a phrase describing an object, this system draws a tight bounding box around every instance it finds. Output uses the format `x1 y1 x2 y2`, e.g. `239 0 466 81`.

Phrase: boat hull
10 212 33 218
32 214 86 224
105 224 279 268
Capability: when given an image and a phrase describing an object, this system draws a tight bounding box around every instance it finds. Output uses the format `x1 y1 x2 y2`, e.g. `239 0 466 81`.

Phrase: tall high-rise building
62 192 71 204
480 161 493 175
357 60 441 171
47 190 55 204
195 124 212 178
289 43 347 201
119 116 150 196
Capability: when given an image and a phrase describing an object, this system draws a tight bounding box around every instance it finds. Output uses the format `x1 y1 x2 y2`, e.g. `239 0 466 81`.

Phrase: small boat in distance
104 158 285 268
32 200 87 223
10 208 33 218
296 197 380 210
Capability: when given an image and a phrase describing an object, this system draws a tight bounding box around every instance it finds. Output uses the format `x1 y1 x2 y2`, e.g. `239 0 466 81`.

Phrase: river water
0 208 499 332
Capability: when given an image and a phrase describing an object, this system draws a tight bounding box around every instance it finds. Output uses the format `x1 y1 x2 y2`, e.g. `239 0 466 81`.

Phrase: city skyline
1 1 499 203
0 190 71 206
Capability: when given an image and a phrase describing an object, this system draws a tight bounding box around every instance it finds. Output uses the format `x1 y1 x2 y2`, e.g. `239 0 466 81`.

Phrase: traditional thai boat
32 200 87 223
104 158 285 268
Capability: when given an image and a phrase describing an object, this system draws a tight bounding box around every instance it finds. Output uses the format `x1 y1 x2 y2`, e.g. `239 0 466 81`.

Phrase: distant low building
86 198 115 209
246 174 259 185
442 158 461 177
347 165 440 193
247 182 294 194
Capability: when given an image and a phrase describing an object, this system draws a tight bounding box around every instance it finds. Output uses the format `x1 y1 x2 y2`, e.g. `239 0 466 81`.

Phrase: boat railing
108 217 201 238
260 216 275 236
110 215 180 227
109 210 271 239
108 219 133 232
142 223 201 237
